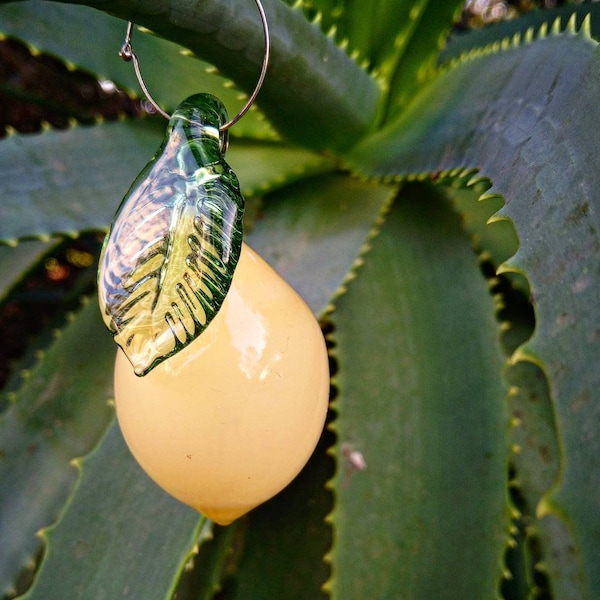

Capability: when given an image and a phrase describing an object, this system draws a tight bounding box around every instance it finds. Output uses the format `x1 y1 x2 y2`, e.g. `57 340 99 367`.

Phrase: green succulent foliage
0 0 598 599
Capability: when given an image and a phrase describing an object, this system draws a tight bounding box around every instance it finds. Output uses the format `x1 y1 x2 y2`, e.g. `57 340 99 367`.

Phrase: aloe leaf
0 241 53 302
44 0 380 150
0 239 70 412
317 0 452 70
178 176 396 598
535 513 587 600
0 120 163 244
444 180 518 266
443 180 535 355
501 356 571 595
0 1 275 139
0 119 333 244
304 0 462 95
441 4 600 64
501 358 559 597
328 183 510 599
290 0 464 128
345 26 600 182
245 173 397 316
227 142 335 196
507 359 560 513
382 0 463 123
165 174 395 600
345 0 441 71
0 299 114 598
346 27 600 598
20 420 204 600
173 523 237 599
179 175 395 595
226 427 333 600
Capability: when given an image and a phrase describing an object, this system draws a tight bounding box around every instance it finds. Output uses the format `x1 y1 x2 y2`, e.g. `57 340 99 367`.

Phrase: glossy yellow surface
113 243 330 525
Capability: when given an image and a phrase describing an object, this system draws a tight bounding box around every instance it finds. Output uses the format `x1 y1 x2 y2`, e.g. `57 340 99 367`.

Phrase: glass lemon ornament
99 94 329 525
114 243 329 524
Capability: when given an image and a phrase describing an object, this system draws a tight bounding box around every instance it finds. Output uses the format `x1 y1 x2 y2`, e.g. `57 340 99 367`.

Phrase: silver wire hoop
119 0 270 131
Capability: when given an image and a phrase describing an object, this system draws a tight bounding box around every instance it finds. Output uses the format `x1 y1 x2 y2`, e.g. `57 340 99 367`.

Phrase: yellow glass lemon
113 243 330 525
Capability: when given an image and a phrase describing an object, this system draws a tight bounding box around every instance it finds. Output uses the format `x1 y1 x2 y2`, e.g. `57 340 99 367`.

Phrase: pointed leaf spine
567 11 577 34
580 12 592 39
551 16 562 36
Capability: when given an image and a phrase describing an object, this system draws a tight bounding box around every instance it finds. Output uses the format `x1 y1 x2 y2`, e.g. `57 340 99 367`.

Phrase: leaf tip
580 12 592 39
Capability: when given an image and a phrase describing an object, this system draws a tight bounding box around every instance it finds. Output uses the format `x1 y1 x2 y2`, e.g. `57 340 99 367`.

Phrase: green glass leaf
98 94 243 375
21 421 203 600
0 299 115 598
328 183 511 599
346 28 600 598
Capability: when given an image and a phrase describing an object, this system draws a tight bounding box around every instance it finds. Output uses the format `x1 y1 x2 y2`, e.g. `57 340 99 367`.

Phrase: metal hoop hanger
119 0 270 131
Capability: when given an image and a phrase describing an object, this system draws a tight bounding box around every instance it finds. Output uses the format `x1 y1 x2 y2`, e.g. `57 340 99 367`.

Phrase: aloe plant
1 0 599 598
